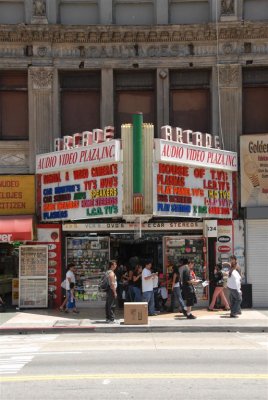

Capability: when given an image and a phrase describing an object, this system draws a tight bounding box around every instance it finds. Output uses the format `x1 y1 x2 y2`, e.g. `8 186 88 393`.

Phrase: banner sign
63 220 203 231
154 139 237 172
0 175 35 215
240 134 268 207
40 163 123 221
153 162 233 218
36 140 121 173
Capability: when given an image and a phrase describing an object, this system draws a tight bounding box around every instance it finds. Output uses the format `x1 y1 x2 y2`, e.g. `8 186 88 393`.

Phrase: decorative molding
30 67 53 89
218 64 240 87
33 0 46 17
0 23 268 45
0 142 29 172
221 0 235 16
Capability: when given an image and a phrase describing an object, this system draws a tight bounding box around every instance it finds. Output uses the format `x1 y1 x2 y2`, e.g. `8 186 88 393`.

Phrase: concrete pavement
0 306 267 334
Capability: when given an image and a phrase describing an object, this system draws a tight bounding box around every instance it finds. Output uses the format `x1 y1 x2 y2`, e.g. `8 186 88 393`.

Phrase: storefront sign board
154 139 237 171
36 140 121 173
240 134 268 207
153 163 233 219
39 163 123 221
0 175 35 215
62 221 203 231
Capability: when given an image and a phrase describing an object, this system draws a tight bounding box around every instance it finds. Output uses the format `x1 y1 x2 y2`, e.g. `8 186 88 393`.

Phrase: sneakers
186 314 197 319
230 314 238 318
148 313 159 316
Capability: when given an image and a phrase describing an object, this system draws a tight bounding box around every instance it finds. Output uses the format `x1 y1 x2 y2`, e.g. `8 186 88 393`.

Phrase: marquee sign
154 139 237 171
40 163 123 221
36 140 121 174
153 162 234 219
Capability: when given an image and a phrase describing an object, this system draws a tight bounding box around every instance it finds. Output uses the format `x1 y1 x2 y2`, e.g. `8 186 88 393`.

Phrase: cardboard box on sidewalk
124 302 148 325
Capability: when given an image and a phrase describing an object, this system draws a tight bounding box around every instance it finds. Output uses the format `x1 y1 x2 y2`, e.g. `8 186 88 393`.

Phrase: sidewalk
0 307 267 334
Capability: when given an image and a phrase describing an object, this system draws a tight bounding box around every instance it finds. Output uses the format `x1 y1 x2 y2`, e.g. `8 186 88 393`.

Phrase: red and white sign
36 140 121 173
0 216 33 242
154 139 237 172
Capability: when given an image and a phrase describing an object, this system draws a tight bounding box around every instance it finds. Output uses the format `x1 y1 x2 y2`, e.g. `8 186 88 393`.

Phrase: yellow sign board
0 175 35 215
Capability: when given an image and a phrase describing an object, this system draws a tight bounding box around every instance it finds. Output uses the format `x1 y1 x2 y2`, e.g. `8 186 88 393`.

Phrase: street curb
0 325 267 335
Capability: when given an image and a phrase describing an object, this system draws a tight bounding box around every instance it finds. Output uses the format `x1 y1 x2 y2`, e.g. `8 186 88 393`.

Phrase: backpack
98 272 110 292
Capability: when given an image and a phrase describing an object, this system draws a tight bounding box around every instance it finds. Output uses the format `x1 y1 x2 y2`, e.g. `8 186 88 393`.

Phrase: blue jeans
142 290 155 315
131 286 142 302
228 288 242 315
173 286 186 310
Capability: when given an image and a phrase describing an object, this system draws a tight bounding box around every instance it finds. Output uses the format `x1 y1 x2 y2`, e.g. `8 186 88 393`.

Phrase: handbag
61 279 66 289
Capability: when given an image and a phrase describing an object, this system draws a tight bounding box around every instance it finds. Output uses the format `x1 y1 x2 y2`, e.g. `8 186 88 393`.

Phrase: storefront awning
0 216 34 242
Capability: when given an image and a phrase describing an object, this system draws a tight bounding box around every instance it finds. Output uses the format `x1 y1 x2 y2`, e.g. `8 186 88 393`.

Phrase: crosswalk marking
0 334 58 375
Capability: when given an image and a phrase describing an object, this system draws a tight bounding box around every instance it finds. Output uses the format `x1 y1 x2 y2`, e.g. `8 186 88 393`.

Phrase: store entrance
111 239 162 271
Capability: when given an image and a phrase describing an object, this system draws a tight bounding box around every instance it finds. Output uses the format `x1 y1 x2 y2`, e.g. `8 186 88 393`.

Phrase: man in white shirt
142 260 158 316
227 259 242 318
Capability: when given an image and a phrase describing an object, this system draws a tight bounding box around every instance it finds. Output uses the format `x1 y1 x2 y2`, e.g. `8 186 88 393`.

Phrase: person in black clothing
181 259 198 319
169 265 187 315
131 264 142 301
208 263 230 311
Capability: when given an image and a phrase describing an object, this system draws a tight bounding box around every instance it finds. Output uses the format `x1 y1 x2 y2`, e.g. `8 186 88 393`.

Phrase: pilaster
217 64 242 152
28 66 55 173
99 0 113 24
101 68 114 129
157 68 169 137
155 0 168 24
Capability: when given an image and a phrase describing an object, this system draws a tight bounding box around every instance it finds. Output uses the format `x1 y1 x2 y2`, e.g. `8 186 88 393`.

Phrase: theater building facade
0 0 268 306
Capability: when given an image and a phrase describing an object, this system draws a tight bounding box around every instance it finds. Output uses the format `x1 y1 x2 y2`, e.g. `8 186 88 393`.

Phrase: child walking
65 282 79 313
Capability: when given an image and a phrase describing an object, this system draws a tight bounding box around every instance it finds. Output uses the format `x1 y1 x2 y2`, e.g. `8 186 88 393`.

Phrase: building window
0 1 25 24
243 0 268 21
113 0 154 25
170 69 211 132
114 70 156 137
0 71 28 140
243 68 268 134
60 71 101 136
169 0 210 24
59 0 99 25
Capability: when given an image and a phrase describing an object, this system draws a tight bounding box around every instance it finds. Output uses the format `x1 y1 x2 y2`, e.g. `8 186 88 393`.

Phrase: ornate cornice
0 22 268 44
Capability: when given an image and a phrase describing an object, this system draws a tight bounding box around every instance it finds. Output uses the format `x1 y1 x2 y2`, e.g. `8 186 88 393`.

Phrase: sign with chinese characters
0 175 35 215
40 163 123 221
240 134 268 207
153 162 233 218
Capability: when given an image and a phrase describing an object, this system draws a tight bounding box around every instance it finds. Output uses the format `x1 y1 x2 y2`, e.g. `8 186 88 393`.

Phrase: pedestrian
208 263 230 311
131 264 142 302
181 259 198 319
142 260 158 316
227 256 242 318
59 263 76 312
65 282 79 313
169 264 187 316
105 260 118 323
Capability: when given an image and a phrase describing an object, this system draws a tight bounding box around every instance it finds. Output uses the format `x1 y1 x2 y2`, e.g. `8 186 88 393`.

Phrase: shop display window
66 236 110 302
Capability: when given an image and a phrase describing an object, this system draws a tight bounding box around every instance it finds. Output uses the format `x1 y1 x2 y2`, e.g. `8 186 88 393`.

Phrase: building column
217 64 242 152
101 68 114 129
157 68 169 137
28 66 55 173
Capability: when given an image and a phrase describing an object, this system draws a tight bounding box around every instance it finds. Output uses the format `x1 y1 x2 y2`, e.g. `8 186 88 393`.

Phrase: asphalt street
0 332 267 400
